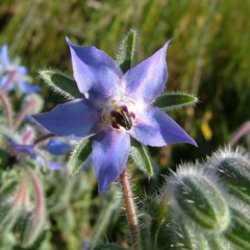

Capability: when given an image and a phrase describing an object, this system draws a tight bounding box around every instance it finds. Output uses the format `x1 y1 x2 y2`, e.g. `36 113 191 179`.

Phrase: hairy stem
120 168 141 250
24 167 45 217
1 70 16 94
0 92 13 129
14 176 28 207
229 121 250 145
14 99 36 131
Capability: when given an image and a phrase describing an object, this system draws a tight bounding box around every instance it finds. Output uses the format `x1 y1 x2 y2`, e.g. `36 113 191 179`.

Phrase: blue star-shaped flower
0 44 40 93
3 135 66 171
33 38 197 193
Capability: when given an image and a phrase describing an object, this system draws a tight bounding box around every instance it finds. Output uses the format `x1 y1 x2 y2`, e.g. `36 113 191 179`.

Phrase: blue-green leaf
154 92 198 111
39 69 83 99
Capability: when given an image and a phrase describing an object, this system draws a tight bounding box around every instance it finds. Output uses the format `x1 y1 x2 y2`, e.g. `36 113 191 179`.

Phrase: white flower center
102 98 137 131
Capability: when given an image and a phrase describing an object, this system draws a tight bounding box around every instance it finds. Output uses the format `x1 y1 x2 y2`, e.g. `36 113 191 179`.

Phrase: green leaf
154 92 198 111
116 29 137 72
0 202 20 234
0 149 8 169
68 139 92 176
39 69 83 99
130 139 153 176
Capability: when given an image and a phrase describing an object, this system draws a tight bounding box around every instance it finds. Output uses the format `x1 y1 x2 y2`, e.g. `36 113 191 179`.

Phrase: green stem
120 168 141 250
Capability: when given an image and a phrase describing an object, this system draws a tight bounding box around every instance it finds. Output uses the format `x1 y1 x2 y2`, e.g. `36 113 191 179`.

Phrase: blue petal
4 136 36 157
47 139 72 156
33 99 100 140
19 81 41 93
124 41 171 103
48 161 66 170
130 106 197 147
0 75 14 91
16 66 27 75
92 130 130 193
12 143 36 156
66 37 123 100
0 44 11 68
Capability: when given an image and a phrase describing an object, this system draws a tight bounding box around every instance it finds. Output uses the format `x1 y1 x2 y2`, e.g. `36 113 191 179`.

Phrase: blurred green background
1 0 250 160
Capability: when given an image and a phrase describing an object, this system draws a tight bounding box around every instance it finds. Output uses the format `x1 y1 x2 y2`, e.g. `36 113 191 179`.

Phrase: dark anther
111 107 133 130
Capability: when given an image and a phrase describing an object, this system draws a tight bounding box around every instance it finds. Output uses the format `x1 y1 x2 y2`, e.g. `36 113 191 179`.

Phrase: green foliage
0 149 8 168
93 243 127 250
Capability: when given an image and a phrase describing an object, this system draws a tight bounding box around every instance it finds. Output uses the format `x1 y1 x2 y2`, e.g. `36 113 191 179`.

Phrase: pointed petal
124 40 171 103
0 44 10 67
48 161 66 170
47 139 72 156
92 130 130 193
19 82 41 93
33 99 100 140
66 37 123 100
130 107 197 147
0 75 14 91
3 135 36 157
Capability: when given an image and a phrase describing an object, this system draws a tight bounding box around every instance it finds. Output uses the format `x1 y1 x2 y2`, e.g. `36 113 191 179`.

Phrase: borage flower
0 44 40 94
2 134 66 171
33 38 197 193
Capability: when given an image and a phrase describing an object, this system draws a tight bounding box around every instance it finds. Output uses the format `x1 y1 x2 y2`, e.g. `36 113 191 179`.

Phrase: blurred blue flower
34 38 197 193
0 44 40 93
3 135 65 171
47 139 72 156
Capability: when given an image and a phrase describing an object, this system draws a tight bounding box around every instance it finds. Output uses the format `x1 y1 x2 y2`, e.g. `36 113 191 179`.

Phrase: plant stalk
0 92 13 129
120 168 141 250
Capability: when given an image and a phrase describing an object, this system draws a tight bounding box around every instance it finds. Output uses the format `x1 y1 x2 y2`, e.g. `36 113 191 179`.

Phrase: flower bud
0 181 27 234
162 165 230 232
224 208 250 249
206 149 250 205
166 219 210 250
19 210 44 247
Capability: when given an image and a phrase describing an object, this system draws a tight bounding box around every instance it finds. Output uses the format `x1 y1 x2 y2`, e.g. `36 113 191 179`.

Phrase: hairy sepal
130 139 154 176
154 91 198 111
115 29 137 73
68 139 92 176
39 69 83 99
